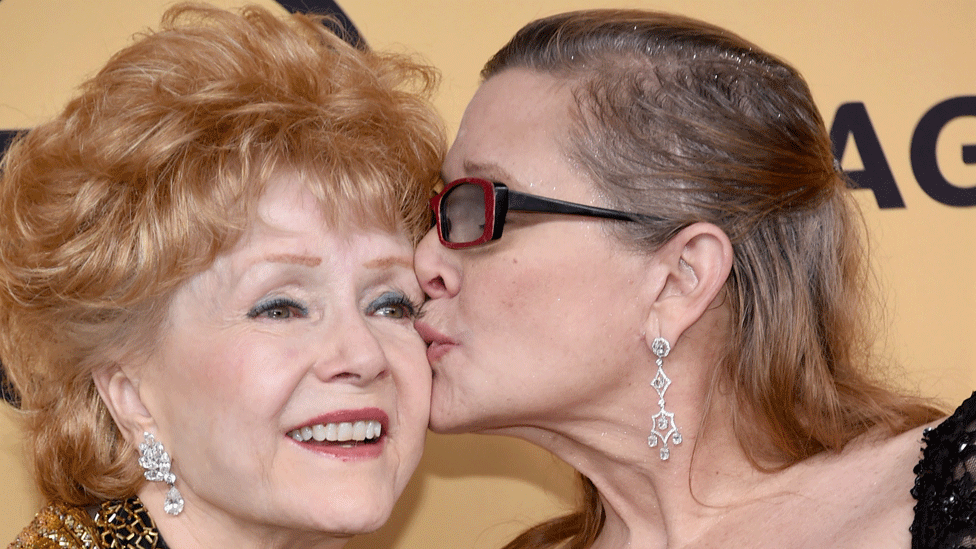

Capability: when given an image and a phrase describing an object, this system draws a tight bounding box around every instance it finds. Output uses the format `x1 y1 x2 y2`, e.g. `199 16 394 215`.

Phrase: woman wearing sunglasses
415 9 975 549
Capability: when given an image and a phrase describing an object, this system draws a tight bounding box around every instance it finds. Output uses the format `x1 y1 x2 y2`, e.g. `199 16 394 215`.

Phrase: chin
428 419 462 434
429 390 478 434
428 406 494 435
308 504 393 536
427 406 463 433
289 484 399 536
334 515 390 536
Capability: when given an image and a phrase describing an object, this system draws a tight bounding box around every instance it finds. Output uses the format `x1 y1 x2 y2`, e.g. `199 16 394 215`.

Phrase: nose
414 228 460 299
312 315 389 385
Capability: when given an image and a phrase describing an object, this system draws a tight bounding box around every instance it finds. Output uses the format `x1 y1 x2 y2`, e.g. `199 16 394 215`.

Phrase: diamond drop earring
138 432 184 515
647 337 682 460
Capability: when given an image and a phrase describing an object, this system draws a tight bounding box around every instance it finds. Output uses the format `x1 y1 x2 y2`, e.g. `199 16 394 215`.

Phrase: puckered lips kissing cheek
285 407 389 460
414 320 457 365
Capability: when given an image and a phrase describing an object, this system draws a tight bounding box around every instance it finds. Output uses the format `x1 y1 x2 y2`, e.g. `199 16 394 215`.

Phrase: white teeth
287 420 383 444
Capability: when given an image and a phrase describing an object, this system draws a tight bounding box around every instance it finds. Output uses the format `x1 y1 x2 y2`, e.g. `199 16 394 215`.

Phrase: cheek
155 334 302 424
465 255 537 319
461 244 634 364
498 259 534 312
387 331 431 405
383 330 431 476
223 338 310 416
469 254 579 332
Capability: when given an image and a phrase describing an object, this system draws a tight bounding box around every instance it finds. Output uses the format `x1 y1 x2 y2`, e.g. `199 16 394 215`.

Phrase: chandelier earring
138 432 184 515
647 337 681 460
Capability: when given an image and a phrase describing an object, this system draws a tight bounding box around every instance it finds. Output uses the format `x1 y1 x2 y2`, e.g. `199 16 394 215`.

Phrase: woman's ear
92 362 155 445
643 222 733 346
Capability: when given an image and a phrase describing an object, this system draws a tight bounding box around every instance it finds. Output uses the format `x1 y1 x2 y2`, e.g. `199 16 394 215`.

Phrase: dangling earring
647 337 681 460
138 432 184 515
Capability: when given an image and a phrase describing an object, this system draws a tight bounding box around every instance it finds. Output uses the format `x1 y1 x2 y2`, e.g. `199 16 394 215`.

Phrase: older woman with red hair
2 4 443 548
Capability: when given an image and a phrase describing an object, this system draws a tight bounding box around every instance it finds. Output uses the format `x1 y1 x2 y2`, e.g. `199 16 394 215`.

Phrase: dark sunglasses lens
442 183 488 244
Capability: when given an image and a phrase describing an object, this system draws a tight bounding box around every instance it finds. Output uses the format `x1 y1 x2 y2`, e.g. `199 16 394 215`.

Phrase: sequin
911 391 976 548
9 497 168 549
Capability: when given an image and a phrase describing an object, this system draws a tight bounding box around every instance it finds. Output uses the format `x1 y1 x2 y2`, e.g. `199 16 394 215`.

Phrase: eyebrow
264 253 322 267
364 256 413 270
442 160 517 185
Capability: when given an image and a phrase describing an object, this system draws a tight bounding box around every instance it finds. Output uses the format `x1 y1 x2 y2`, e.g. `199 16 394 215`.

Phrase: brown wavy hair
0 3 444 507
482 9 943 549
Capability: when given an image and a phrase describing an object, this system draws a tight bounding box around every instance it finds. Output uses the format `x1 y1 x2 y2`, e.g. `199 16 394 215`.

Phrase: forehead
253 171 396 237
212 175 412 278
194 182 413 289
469 69 571 120
445 70 576 184
256 174 323 230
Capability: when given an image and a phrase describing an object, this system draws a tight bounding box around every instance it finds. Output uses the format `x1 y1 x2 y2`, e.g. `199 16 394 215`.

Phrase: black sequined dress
912 392 976 548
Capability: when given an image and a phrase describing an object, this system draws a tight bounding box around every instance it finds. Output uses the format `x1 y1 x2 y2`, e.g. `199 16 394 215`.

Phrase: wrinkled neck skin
479 303 923 549
481 303 755 549
474 300 748 548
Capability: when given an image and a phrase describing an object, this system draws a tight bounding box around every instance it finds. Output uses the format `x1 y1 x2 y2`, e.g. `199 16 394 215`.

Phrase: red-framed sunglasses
429 178 654 249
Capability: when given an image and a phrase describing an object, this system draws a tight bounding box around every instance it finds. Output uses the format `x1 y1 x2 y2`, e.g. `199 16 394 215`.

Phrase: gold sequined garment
8 497 168 549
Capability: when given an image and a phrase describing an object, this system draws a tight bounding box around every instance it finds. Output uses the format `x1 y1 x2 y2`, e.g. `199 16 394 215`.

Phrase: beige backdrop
1 1 973 547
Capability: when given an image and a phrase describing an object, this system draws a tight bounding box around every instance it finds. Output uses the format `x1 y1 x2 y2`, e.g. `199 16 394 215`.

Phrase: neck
482 355 766 549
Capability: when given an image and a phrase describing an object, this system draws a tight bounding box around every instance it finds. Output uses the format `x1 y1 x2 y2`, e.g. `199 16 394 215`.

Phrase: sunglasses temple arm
508 190 646 222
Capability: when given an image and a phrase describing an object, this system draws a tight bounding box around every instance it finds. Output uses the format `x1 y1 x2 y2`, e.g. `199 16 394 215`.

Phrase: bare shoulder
719 424 929 549
785 422 939 549
703 424 938 549
709 404 976 549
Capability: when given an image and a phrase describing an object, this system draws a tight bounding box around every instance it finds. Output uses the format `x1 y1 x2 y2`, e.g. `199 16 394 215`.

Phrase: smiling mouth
287 420 382 445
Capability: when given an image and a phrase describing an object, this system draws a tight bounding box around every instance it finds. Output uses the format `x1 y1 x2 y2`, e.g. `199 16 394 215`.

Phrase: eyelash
246 292 422 321
247 298 308 320
367 291 422 320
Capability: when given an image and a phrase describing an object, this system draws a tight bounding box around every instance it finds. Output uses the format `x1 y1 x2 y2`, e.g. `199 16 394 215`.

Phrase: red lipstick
286 407 389 460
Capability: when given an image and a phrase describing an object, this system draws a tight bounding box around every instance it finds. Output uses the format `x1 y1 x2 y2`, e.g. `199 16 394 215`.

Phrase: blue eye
367 291 420 320
247 298 308 320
